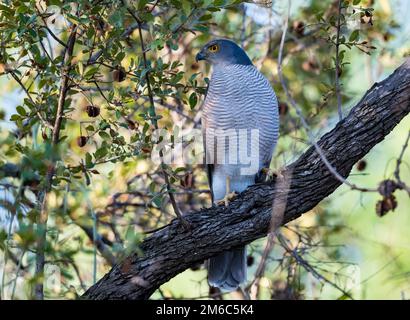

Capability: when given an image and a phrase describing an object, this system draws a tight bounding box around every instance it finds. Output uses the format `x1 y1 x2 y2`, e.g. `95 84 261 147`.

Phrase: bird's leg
225 176 231 207
217 176 237 207
256 167 277 183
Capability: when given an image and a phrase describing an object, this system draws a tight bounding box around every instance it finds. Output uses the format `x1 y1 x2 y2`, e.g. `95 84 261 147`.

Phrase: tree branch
82 59 410 299
35 26 77 300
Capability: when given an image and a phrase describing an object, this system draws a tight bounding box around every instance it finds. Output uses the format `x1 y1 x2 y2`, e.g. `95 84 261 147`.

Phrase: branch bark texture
83 59 410 300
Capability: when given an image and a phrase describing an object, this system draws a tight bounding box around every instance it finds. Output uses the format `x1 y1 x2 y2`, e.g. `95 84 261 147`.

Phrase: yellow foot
217 191 238 207
257 167 278 182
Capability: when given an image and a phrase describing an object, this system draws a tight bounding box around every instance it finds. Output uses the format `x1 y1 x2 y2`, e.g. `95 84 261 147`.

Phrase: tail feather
208 246 246 292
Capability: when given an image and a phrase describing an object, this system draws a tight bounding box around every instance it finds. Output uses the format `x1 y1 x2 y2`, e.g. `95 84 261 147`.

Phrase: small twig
246 233 276 297
34 25 77 300
335 0 343 120
394 130 410 195
277 233 354 299
10 249 26 300
126 2 189 229
8 71 53 130
278 0 376 193
35 4 67 48
394 130 410 182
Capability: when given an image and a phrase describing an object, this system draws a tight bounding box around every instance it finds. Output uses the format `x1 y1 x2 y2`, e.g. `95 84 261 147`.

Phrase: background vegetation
0 0 409 299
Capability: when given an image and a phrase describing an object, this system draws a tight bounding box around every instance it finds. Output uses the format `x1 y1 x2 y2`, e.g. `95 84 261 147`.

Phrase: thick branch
83 59 410 299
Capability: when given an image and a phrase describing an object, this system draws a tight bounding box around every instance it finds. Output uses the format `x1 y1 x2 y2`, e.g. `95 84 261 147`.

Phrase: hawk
196 39 279 291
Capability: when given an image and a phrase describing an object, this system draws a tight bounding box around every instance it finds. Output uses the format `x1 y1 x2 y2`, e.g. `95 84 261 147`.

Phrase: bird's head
195 39 252 66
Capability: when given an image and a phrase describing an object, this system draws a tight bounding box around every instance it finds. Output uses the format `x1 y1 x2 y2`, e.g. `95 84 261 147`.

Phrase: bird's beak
196 51 206 62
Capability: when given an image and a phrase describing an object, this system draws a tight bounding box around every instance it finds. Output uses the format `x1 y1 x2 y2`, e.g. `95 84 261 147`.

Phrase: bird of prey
196 39 279 291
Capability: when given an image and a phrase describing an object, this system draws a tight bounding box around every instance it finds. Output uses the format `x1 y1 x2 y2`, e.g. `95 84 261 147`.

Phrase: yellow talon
217 176 237 207
258 167 279 182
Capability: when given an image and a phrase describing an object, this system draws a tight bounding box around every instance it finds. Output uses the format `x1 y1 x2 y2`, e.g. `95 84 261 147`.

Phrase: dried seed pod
86 105 100 117
383 33 390 42
302 58 319 73
141 146 152 154
360 11 373 25
356 159 367 171
247 255 254 267
376 195 397 217
77 136 88 147
113 67 126 82
292 21 305 36
126 119 137 130
190 262 201 271
278 102 288 116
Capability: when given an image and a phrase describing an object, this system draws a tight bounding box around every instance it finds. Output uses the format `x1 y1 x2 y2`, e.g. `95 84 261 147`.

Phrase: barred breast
202 64 279 177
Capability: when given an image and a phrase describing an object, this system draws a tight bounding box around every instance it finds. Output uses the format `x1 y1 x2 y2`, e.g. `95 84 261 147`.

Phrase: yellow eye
208 44 219 53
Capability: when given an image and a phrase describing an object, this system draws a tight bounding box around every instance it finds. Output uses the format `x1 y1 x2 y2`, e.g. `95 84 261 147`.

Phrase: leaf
181 0 191 16
349 29 360 42
137 0 150 10
84 66 99 78
10 114 21 121
94 146 108 160
16 106 27 116
108 9 124 28
85 152 93 168
188 92 197 109
78 61 84 75
199 14 212 21
98 131 111 141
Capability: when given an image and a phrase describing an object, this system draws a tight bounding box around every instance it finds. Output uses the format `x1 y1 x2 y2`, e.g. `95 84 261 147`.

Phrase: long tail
208 246 247 291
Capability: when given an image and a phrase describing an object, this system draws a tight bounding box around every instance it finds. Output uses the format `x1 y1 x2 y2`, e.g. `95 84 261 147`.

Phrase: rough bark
83 59 410 300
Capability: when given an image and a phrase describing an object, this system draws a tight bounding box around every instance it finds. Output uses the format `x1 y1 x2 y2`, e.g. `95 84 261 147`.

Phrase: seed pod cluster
113 67 126 82
376 195 397 217
375 179 399 217
86 105 100 117
77 136 88 147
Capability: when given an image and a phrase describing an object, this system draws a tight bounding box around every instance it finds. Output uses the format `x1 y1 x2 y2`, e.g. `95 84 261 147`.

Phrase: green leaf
83 66 99 78
98 131 111 141
10 114 21 121
16 106 27 116
85 152 93 168
199 14 212 21
349 29 360 42
94 146 108 160
108 9 124 28
188 92 197 110
137 0 150 10
78 61 84 75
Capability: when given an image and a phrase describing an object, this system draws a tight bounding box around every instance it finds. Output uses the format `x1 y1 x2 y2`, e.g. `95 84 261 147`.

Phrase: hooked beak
196 51 206 62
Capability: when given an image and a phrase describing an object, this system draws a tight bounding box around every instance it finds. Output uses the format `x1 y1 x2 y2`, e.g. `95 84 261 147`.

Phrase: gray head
196 39 252 66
